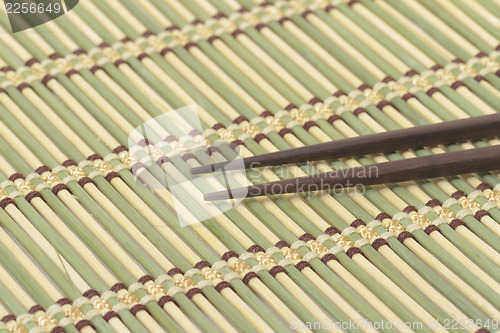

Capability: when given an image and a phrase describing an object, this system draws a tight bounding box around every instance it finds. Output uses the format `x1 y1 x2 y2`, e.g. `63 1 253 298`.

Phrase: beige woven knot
458 63 477 76
218 129 237 142
171 30 190 46
93 160 114 174
35 312 58 328
282 247 301 260
203 268 223 282
31 63 49 77
67 166 88 179
0 188 8 201
5 71 24 86
486 190 500 202
54 58 73 73
410 213 431 227
357 226 379 241
331 234 353 248
173 275 195 289
64 305 85 321
78 54 96 67
41 172 62 188
314 103 334 116
118 290 139 305
119 151 139 167
435 69 456 85
308 240 329 256
412 75 432 90
266 117 285 131
481 57 500 71
387 81 409 94
148 146 165 160
102 47 121 62
460 198 480 210
147 36 167 51
14 179 34 195
255 253 278 266
363 89 384 104
338 95 358 108
125 41 143 57
290 109 311 124
230 258 251 274
265 6 283 20
311 0 329 8
193 135 210 147
195 24 214 39
242 12 261 26
434 206 455 219
218 18 238 33
91 297 112 311
288 0 307 12
6 322 28 333
382 219 405 234
145 282 167 296
242 122 261 136
169 142 188 153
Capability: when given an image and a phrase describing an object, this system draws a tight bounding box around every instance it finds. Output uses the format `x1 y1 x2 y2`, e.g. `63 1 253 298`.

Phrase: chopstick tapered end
204 191 233 201
191 160 243 174
204 187 250 201
190 165 212 174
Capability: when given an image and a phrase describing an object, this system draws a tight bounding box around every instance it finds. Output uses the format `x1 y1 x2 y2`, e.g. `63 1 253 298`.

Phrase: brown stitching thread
474 210 491 220
449 219 466 230
130 304 148 316
194 261 210 270
82 289 100 299
1 315 16 323
78 177 96 187
75 320 93 331
269 265 286 277
424 225 439 235
320 253 337 264
346 247 362 258
221 251 239 261
275 240 290 248
403 206 418 213
397 231 415 243
52 184 70 195
243 272 258 285
476 182 493 191
376 212 391 221
0 198 16 209
298 233 315 242
372 238 389 251
56 298 72 306
167 268 183 277
324 226 340 236
103 311 119 322
451 190 466 199
158 295 175 307
110 283 127 292
350 219 366 228
28 305 44 314
185 288 203 299
295 261 311 271
26 191 42 203
215 281 232 292
247 244 265 253
426 199 442 207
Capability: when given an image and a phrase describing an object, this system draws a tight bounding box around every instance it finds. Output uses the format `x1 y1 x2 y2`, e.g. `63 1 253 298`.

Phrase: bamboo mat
0 0 499 332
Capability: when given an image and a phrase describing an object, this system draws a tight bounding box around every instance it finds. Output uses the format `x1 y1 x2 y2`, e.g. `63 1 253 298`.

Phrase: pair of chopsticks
194 114 500 200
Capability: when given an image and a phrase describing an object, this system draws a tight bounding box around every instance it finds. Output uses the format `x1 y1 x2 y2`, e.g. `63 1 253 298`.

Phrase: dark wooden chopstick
192 114 500 174
204 145 500 200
